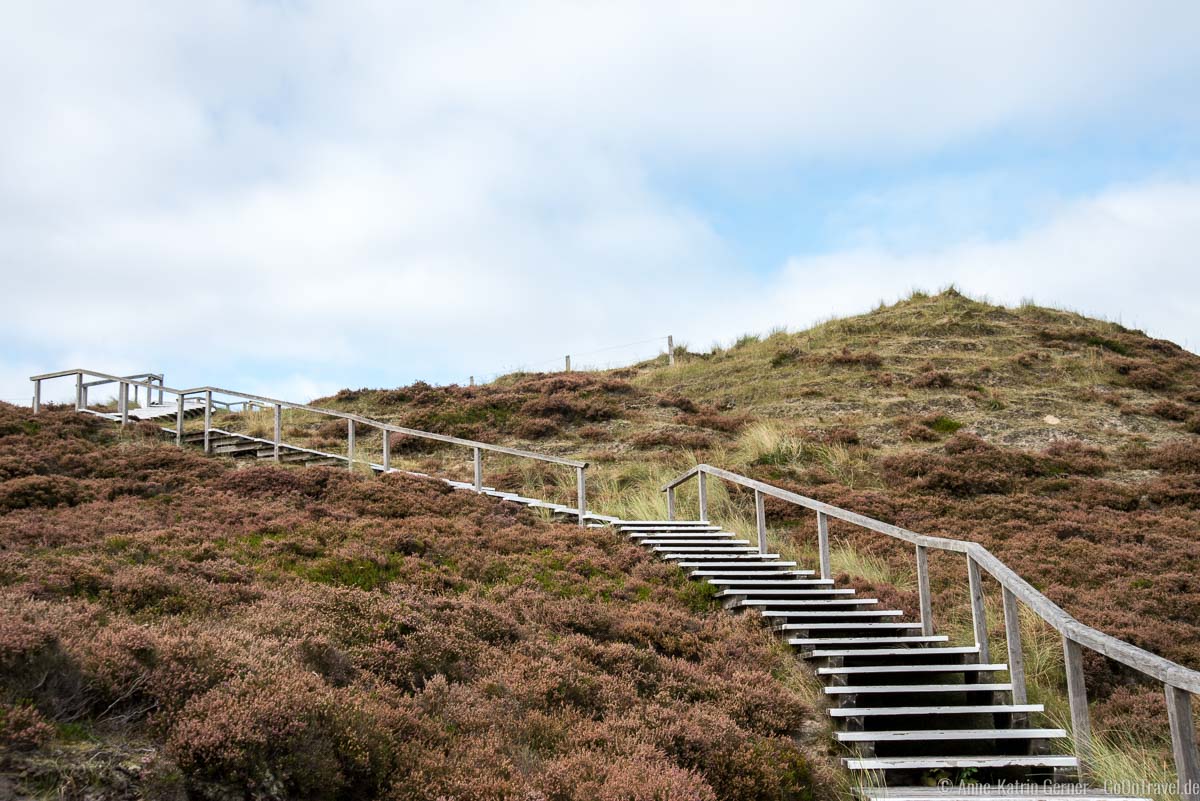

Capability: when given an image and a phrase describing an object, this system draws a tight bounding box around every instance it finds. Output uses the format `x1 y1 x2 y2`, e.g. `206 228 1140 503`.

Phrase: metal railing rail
31 368 590 524
663 463 1200 794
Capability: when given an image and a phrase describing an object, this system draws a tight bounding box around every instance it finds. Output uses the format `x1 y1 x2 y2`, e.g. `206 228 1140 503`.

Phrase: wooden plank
1004 585 1028 705
916 545 933 636
829 703 1043 718
837 728 1066 741
1165 684 1200 801
755 489 767 554
818 511 832 580
1063 635 1093 767
968 555 991 663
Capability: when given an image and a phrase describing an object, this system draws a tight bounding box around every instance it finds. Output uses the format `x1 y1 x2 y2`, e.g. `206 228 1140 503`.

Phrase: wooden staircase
619 519 1146 799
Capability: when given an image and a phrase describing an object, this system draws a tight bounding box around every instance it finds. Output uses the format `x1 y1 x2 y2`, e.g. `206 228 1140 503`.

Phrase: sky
4 2 1200 405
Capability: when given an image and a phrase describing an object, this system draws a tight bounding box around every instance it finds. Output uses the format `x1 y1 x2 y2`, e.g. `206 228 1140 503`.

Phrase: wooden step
837 728 1066 743
689 569 813 578
778 622 922 632
790 634 947 646
707 578 833 588
825 682 1013 695
637 538 749 545
805 646 978 660
661 552 777 560
677 559 795 568
768 611 904 621
720 589 857 598
741 598 877 607
845 755 1077 770
860 786 1150 801
820 663 1008 676
829 703 1043 718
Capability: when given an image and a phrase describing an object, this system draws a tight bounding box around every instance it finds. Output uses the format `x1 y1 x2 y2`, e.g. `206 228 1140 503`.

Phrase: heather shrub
909 370 954 388
678 410 750 433
1142 441 1200 473
630 429 714 450
1149 400 1191 422
0 702 54 750
0 474 91 510
657 394 699 413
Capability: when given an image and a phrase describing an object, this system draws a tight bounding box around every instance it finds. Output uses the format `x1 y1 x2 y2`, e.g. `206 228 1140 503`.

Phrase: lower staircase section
619 520 1148 801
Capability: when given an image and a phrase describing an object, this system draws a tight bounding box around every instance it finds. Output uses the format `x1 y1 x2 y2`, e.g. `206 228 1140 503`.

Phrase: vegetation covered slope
0 405 833 800
260 290 1200 760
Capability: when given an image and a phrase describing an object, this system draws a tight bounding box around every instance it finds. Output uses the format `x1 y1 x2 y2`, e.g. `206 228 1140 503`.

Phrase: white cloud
3 2 1200 403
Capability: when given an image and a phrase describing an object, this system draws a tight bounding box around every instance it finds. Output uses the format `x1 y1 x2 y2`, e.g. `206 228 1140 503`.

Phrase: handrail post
473 447 482 491
203 390 212 453
74 373 83 411
157 378 164 405
817 511 832 581
273 404 281 461
1063 636 1092 769
1002 586 1028 704
382 428 391 472
697 469 708 523
967 555 990 662
666 486 676 521
576 466 586 526
175 393 184 445
1166 685 1200 800
916 545 934 636
347 419 355 471
667 334 675 366
119 381 129 426
754 489 767 554
32 378 41 413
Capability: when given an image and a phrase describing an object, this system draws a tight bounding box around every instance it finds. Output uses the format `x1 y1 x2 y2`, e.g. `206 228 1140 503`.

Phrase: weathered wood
347 419 355 471
817 511 832 580
382 427 391 472
666 486 676 521
473 448 483 491
119 381 129 426
75 374 83 411
667 335 675 366
1003 586 1028 705
576 466 586 527
565 355 571 372
1166 684 1200 801
697 470 708 523
273 404 282 461
968 556 991 663
203 390 212 454
175 394 185 446
916 545 934 636
31 379 40 413
1063 635 1092 768
755 490 768 554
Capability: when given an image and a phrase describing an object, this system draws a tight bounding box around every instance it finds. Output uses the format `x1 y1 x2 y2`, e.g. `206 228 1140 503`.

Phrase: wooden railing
30 368 590 524
663 463 1200 796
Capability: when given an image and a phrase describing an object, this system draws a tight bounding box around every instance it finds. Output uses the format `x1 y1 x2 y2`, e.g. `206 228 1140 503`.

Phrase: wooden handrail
663 462 1200 793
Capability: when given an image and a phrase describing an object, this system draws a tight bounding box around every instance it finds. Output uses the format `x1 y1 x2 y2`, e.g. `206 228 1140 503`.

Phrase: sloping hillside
0 405 834 800
271 290 1200 752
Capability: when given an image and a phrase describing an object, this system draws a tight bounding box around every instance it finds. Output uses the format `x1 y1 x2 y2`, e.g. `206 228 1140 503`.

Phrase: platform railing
30 368 590 525
663 462 1200 795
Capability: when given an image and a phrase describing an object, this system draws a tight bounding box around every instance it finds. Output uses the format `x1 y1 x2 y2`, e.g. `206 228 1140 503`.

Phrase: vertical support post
273 404 281 461
157 377 164 405
382 428 391 473
119 382 129 426
32 379 41 413
1166 685 1200 801
1002 586 1028 704
916 545 934 636
1063 636 1092 767
203 390 212 454
667 335 675 366
175 393 184 446
697 470 708 523
74 373 83 411
817 511 832 581
473 447 483 491
754 490 767 554
469 376 475 387
347 419 355 471
967 555 990 663
82 385 88 409
565 355 571 372
577 466 587 526
666 486 676 521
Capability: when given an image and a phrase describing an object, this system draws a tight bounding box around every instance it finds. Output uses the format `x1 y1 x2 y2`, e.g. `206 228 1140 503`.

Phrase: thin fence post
469 376 475 387
697 470 708 523
1063 636 1092 768
473 448 482 491
273 404 281 461
120 382 129 426
347 419 355 471
666 486 676 521
203 390 212 454
1166 685 1200 801
157 378 164 405
967 555 990 663
75 373 83 411
175 393 184 446
576 466 586 526
817 511 832 580
382 428 391 472
667 335 675 366
31 379 40 413
565 355 571 373
82 385 88 409
916 545 934 636
754 489 767 554
1002 586 1027 704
